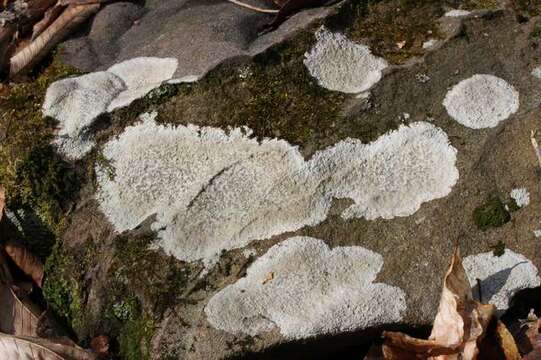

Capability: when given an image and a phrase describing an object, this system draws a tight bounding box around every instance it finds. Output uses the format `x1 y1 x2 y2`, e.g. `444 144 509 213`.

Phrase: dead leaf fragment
4 241 44 287
383 247 495 359
494 320 521 360
0 333 98 360
396 41 406 49
262 271 274 285
90 335 109 358
0 284 42 337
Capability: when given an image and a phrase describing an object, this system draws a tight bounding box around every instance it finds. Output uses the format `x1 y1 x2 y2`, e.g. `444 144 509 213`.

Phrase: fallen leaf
383 247 496 359
493 320 521 360
396 41 406 49
0 333 98 359
90 335 109 358
262 271 274 285
4 241 44 287
0 283 42 336
0 185 5 221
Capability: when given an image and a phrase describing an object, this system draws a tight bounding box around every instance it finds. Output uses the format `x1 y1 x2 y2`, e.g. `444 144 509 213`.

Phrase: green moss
0 57 82 241
530 26 541 38
345 0 443 64
490 240 506 257
473 195 511 230
42 243 87 334
119 315 156 360
511 0 541 16
158 30 350 151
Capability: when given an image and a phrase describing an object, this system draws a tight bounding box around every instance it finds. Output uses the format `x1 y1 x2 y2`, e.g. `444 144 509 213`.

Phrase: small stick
476 278 483 303
226 0 279 13
531 130 541 168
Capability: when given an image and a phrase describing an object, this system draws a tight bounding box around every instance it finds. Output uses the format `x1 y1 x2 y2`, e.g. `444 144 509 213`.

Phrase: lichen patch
463 250 540 311
510 187 530 208
444 9 472 17
204 236 407 339
443 74 519 129
42 57 178 160
304 27 388 94
95 114 458 265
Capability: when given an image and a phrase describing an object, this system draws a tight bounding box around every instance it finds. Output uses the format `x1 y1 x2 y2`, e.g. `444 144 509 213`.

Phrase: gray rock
59 0 336 79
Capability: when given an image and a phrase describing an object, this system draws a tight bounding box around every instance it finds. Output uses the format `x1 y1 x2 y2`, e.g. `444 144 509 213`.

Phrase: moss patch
345 0 444 65
0 57 82 246
42 242 89 335
157 30 350 153
473 195 511 230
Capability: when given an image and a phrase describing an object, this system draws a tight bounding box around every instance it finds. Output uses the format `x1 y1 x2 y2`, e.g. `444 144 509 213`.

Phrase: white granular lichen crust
510 188 530 208
443 74 519 129
444 9 471 17
532 67 541 79
43 57 178 160
96 114 458 265
463 250 541 311
106 57 178 111
204 236 407 339
304 27 388 94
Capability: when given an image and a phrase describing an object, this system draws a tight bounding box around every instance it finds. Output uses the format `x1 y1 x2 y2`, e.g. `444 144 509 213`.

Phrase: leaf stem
225 0 279 14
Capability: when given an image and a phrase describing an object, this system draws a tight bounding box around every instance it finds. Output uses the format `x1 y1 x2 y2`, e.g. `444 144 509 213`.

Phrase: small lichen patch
444 9 472 17
443 74 519 129
532 66 541 79
510 187 530 208
42 57 178 160
204 236 407 339
303 27 388 94
96 114 458 265
463 249 541 311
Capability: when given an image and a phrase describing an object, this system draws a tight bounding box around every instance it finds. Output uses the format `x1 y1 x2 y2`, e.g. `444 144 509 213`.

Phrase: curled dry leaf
4 241 44 287
383 247 496 359
0 283 42 337
0 185 5 221
494 320 521 360
0 333 98 360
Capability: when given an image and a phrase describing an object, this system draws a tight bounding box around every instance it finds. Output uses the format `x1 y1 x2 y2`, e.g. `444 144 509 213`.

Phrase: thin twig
226 0 279 13
531 130 541 168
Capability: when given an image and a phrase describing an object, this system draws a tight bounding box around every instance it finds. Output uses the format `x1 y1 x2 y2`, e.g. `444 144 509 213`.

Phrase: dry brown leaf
382 247 496 359
493 321 521 360
90 335 109 358
0 185 5 221
0 333 98 360
4 241 44 287
10 3 100 77
0 284 42 336
262 271 274 285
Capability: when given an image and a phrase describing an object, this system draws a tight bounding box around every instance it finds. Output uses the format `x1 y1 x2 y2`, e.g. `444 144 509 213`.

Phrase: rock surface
4 1 541 359
59 0 337 80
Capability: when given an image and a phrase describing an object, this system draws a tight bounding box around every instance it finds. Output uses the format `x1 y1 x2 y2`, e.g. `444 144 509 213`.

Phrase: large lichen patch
95 115 458 266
